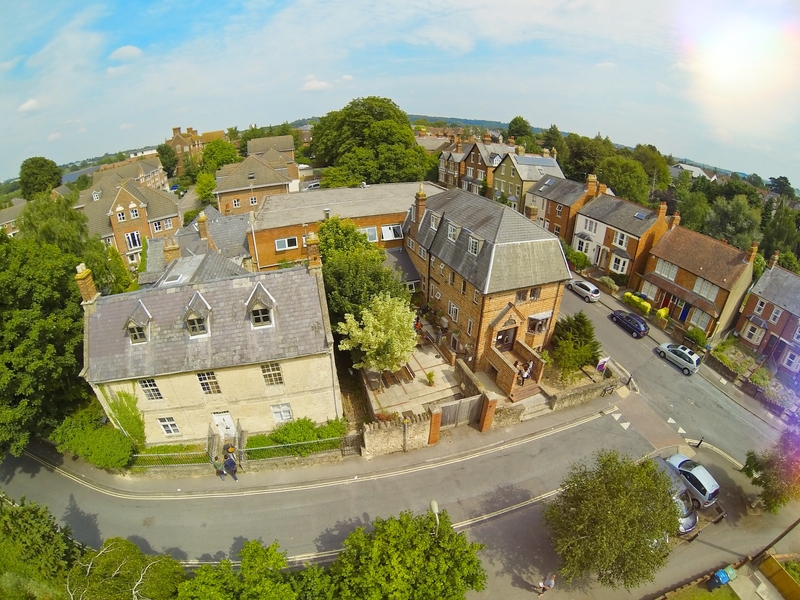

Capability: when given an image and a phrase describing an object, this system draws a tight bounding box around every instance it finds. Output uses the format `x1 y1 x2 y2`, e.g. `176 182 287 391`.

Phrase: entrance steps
519 393 551 421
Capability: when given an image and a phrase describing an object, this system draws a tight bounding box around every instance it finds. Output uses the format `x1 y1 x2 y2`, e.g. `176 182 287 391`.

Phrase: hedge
622 292 651 315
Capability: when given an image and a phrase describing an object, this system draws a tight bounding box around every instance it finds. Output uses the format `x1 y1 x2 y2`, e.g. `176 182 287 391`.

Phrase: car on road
566 279 600 302
666 454 720 508
655 457 698 534
657 343 701 375
302 181 320 191
610 310 649 338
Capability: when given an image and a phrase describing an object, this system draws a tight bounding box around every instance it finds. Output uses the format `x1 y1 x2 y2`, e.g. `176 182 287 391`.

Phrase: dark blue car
610 310 649 338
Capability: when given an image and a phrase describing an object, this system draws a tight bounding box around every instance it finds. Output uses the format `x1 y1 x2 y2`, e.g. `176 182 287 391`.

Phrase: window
466 318 474 336
611 256 628 274
641 281 658 300
92 191 101 201
124 231 142 250
128 325 147 343
794 325 800 343
556 205 563 217
417 245 427 260
407 238 415 250
248 172 255 180
158 417 180 435
187 317 207 335
583 218 597 233
478 170 485 180
261 362 284 386
275 237 298 251
693 278 719 302
612 231 627 248
516 185 520 197
130 208 139 219
381 224 403 241
755 299 766 315
511 167 516 177
232 199 241 208
448 301 459 322
271 403 293 422
501 165 506 175
153 221 162 232
473 289 480 304
655 258 678 281
439 263 445 276
251 307 272 327
576 239 588 253
165 218 173 230
769 307 783 324
468 237 479 256
528 317 549 334
430 214 440 230
553 224 561 236
117 211 126 222
197 371 221 394
466 167 474 177
447 224 457 242
516 290 527 303
461 279 467 294
449 271 455 285
360 226 378 242
139 379 162 400
743 323 764 344
500 181 505 192
784 351 800 371
689 309 711 330
247 195 256 206
529 287 541 301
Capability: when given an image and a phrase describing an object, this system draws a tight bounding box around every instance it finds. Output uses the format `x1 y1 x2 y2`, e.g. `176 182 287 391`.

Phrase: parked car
666 454 720 508
610 310 650 338
302 181 320 191
655 457 699 534
657 342 701 375
566 280 600 302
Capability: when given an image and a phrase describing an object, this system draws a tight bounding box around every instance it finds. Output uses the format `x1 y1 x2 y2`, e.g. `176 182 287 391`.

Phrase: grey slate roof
85 267 329 383
76 179 121 239
751 266 800 315
416 137 453 153
576 194 658 237
0 197 26 225
247 135 294 156
509 154 564 181
91 157 163 184
528 177 587 207
253 182 444 231
119 180 181 221
214 155 290 193
406 189 571 294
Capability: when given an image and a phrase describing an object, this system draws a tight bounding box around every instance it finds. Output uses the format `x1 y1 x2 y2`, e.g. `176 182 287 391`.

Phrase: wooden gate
439 394 483 429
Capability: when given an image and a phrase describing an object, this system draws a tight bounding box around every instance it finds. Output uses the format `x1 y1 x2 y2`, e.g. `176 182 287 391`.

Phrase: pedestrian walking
537 573 556 596
223 453 238 482
212 456 226 481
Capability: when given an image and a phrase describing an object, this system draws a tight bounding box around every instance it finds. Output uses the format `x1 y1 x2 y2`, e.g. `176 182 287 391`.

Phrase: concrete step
519 393 551 421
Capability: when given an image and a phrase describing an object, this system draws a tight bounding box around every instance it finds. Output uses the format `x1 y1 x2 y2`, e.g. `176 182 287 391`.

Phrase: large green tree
597 155 650 205
544 450 678 589
743 429 800 513
631 144 671 191
19 156 62 199
769 175 796 199
337 292 417 373
551 311 601 381
562 134 615 181
201 139 240 173
761 201 800 258
705 194 761 250
329 510 486 600
195 171 217 203
0 236 89 456
156 143 178 178
507 115 533 140
542 124 569 164
677 190 710 233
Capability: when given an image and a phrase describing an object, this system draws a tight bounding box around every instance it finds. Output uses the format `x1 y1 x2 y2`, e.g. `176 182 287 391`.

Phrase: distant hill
407 115 509 130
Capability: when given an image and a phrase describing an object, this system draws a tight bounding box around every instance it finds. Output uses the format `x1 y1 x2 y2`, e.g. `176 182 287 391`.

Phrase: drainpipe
250 213 261 271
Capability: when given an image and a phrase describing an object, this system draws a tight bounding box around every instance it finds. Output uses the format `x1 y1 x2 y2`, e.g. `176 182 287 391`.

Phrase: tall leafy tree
631 144 671 191
507 115 532 140
551 311 601 381
329 510 486 600
743 429 800 513
778 251 800 274
19 156 62 199
745 172 764 188
562 133 614 181
769 175 796 199
195 171 217 203
337 292 417 373
156 143 179 178
677 190 710 233
542 124 569 164
705 194 762 250
544 450 678 589
597 155 649 205
201 139 240 173
0 236 88 456
761 201 800 258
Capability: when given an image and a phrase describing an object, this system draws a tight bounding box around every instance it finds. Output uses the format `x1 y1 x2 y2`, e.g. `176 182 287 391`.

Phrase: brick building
213 155 292 216
526 174 607 241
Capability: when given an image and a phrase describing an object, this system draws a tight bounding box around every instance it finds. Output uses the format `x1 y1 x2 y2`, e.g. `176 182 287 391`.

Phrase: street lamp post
430 500 439 537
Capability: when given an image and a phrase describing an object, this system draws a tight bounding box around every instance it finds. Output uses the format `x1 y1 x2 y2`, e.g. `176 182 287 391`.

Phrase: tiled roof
0 197 27 225
92 157 163 184
200 130 226 144
528 177 587 207
253 182 444 230
577 194 660 237
407 188 570 293
85 267 329 383
509 154 564 182
247 135 294 156
214 155 290 193
649 227 751 290
77 179 121 238
120 181 181 220
751 266 800 315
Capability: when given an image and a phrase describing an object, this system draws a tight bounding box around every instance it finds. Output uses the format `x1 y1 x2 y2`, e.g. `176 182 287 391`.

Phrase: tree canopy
551 311 601 381
157 143 179 178
597 155 650 205
704 194 762 250
195 171 217 202
201 139 240 173
19 156 62 199
562 134 615 181
744 429 800 513
507 115 533 140
631 144 671 191
542 124 569 164
769 175 796 199
761 201 800 259
544 450 678 589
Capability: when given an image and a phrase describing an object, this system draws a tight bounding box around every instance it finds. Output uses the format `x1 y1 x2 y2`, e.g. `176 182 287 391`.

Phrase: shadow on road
62 494 102 549
314 513 371 552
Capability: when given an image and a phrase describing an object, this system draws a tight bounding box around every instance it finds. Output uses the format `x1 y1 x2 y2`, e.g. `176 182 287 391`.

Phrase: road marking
613 413 621 421
677 427 686 434
667 417 676 424
620 422 630 430
21 409 615 502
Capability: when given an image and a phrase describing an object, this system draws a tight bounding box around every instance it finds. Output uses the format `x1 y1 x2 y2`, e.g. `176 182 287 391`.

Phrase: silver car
566 280 600 302
667 454 720 508
655 457 698 534
657 343 701 375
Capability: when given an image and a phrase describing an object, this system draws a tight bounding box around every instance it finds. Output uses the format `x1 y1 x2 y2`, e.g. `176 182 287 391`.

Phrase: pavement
9 285 796 598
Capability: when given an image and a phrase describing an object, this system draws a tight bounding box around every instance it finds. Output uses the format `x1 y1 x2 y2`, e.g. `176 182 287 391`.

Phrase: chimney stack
586 174 599 197
456 135 462 153
515 145 525 156
197 212 208 240
74 263 99 304
670 211 681 230
542 148 550 158
172 127 181 136
657 201 667 220
507 136 515 147
306 232 322 270
746 242 758 263
552 147 558 160
768 250 780 269
163 237 181 263
413 183 427 237
483 133 491 144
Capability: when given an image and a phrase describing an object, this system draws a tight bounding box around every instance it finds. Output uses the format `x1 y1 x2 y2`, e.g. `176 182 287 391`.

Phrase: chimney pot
516 145 524 156
657 201 667 220
542 148 550 158
586 173 599 197
670 211 681 230
768 250 780 269
163 237 181 263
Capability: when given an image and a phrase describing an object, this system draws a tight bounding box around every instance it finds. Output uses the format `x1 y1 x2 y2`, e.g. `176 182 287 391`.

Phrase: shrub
107 391 146 449
245 418 348 458
51 405 134 469
551 312 602 381
622 292 651 316
655 307 669 320
559 239 591 272
750 367 772 387
684 327 707 347
785 561 800 584
608 272 628 287
598 276 619 293
182 208 201 227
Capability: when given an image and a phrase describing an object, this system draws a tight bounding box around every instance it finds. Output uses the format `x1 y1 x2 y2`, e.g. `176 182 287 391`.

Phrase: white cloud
109 45 142 61
119 123 135 130
107 66 127 76
594 62 616 70
77 126 87 134
301 78 332 91
47 132 62 141
18 98 41 112
341 74 353 81
0 56 23 71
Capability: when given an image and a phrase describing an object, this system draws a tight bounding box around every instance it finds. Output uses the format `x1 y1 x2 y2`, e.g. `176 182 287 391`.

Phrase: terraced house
490 149 564 214
403 186 571 397
526 174 607 242
213 155 292 216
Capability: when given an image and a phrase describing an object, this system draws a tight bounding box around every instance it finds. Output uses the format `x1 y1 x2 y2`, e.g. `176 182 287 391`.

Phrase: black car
610 310 650 338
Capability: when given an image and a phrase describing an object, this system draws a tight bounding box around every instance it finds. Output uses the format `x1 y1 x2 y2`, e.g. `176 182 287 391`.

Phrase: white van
303 181 320 191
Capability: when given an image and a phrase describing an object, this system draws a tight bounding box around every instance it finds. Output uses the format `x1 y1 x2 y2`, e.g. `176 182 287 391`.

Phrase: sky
2 0 800 186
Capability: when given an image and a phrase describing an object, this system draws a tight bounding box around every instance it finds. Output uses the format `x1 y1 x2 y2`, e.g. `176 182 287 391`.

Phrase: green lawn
667 582 738 600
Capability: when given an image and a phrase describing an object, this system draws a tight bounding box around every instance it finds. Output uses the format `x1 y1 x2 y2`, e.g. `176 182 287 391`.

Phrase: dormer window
252 307 272 327
128 325 147 343
430 214 440 231
467 236 480 256
447 224 457 242
248 172 255 180
124 300 152 344
245 282 276 329
187 317 207 335
184 292 211 337
92 190 101 201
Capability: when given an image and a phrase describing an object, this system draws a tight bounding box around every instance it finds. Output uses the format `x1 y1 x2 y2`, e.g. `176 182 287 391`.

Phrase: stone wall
363 412 432 456
549 368 622 411
453 358 486 397
493 402 525 427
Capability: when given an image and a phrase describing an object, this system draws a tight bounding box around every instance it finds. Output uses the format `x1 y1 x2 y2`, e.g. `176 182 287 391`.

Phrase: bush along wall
622 292 651 316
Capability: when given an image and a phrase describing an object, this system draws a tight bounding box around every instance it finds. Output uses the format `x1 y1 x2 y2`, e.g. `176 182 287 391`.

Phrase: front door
679 301 690 322
495 327 516 352
763 334 779 359
212 411 236 441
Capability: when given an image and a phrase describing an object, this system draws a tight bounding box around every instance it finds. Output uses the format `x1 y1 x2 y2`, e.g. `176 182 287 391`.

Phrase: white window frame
197 371 221 394
577 239 588 253
381 224 403 241
417 245 427 260
584 218 597 234
165 218 173 230
611 256 629 274
448 301 459 322
553 224 561 236
360 226 378 243
466 167 474 178
130 208 139 219
447 224 457 242
692 277 719 302
769 307 783 324
556 205 563 217
467 237 479 256
783 350 800 372
466 318 474 336
612 231 627 248
275 237 298 251
153 221 162 232
233 199 241 208
250 195 258 206
158 417 180 435
117 211 126 222
794 325 800 343
271 403 293 422
755 299 766 315
655 258 678 281
139 379 163 401
430 214 440 230
473 289 480 305
743 323 764 344
689 308 711 331
124 231 142 250
641 281 658 301
406 238 415 250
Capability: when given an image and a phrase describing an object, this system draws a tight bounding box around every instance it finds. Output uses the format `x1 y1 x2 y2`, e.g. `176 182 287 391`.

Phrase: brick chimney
670 211 681 230
413 183 427 237
586 174 599 197
657 201 667 220
456 135 462 153
74 263 99 304
507 136 515 147
746 242 758 263
172 127 181 136
552 147 558 160
768 250 780 269
306 231 321 270
483 133 492 144
542 148 550 158
163 237 181 263
197 212 208 240
515 145 525 156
